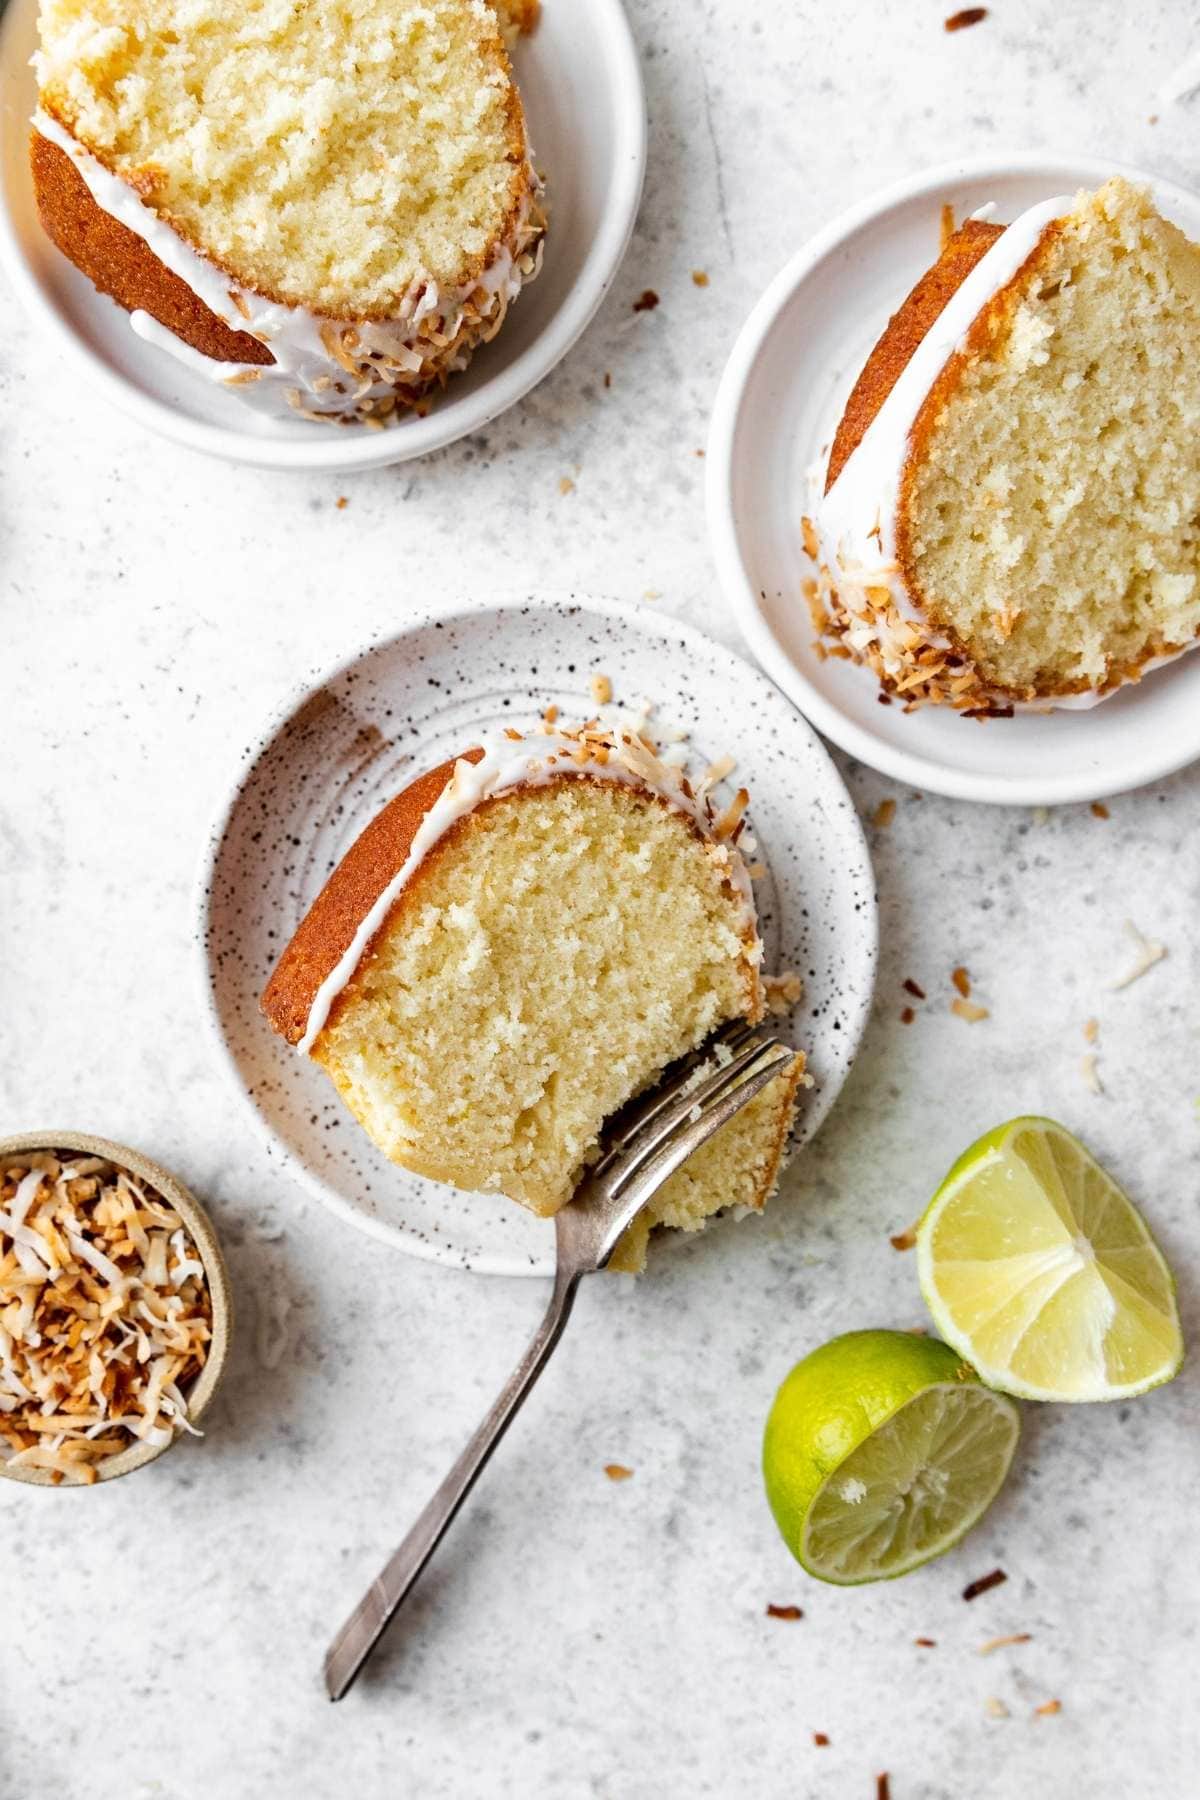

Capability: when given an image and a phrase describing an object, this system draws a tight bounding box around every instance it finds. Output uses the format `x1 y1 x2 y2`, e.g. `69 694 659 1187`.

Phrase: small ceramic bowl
0 1131 231 1487
0 0 646 471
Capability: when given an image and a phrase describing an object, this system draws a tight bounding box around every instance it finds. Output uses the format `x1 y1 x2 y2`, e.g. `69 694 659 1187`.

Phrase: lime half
918 1117 1183 1403
763 1330 1019 1585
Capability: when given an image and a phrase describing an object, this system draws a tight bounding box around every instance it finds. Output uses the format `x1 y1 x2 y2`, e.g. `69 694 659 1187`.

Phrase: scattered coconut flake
714 788 750 841
963 1567 1007 1601
558 476 575 496
765 1603 803 1620
1081 1053 1103 1096
698 753 737 795
1034 1698 1062 1718
604 1462 634 1481
952 998 990 1022
945 7 988 31
1158 46 1200 106
985 1696 1010 1719
257 1291 292 1371
1083 1018 1099 1044
588 672 613 708
979 1632 1032 1654
764 972 804 1015
889 1227 917 1251
872 799 896 829
1111 920 1166 990
952 966 971 998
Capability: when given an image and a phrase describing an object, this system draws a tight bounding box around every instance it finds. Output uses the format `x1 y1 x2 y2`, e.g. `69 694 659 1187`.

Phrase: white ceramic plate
0 1 645 471
197 596 878 1277
707 152 1200 807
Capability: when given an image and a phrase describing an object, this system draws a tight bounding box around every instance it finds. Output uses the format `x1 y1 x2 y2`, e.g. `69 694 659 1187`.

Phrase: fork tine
604 1035 795 1201
592 1040 798 1266
599 1019 763 1160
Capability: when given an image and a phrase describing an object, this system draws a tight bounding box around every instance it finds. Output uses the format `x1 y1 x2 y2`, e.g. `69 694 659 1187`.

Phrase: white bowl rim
707 148 1200 807
0 0 647 472
193 591 879 1273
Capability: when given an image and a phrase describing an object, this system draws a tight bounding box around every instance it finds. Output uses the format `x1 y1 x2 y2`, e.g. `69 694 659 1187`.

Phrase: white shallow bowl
0 0 645 471
707 152 1200 807
198 595 878 1278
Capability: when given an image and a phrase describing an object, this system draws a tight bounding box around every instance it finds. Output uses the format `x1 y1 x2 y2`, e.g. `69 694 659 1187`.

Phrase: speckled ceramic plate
197 596 877 1276
0 0 645 471
708 152 1200 806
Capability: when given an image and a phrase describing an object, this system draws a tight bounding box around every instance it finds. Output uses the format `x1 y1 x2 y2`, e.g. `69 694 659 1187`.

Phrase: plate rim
706 148 1200 807
193 592 879 1276
0 0 647 472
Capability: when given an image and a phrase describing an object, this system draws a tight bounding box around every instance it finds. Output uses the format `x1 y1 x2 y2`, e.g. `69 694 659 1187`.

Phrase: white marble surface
2 3 1199 1795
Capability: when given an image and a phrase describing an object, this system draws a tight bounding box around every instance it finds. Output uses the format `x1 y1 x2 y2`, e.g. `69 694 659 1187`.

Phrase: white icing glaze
297 729 760 1056
811 193 1200 710
33 107 540 425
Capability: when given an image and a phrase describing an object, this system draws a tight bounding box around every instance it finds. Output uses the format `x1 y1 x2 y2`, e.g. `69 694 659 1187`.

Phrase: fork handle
324 1264 582 1701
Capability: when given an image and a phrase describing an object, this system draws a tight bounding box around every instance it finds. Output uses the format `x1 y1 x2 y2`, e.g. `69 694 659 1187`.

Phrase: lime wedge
918 1117 1183 1403
763 1330 1019 1585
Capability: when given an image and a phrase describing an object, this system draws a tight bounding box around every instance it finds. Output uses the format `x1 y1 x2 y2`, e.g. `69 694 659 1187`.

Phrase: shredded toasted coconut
1111 920 1166 989
1034 1699 1062 1718
603 1462 633 1481
764 972 804 1015
952 997 990 1022
979 1632 1032 1654
1081 1053 1103 1096
985 1696 1010 1719
0 1153 212 1484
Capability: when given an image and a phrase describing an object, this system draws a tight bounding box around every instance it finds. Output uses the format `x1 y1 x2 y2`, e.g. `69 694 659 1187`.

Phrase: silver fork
324 1021 797 1700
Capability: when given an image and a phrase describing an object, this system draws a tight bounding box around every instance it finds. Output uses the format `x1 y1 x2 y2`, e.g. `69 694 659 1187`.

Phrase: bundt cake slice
31 0 544 425
808 179 1200 710
261 722 804 1268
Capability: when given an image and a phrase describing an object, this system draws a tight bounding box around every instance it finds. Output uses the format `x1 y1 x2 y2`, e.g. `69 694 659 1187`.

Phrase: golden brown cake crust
824 218 1003 492
30 130 274 365
262 747 764 1050
261 749 483 1045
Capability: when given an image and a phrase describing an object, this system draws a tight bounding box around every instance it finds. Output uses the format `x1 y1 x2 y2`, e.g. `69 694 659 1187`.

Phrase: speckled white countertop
2 3 1199 1796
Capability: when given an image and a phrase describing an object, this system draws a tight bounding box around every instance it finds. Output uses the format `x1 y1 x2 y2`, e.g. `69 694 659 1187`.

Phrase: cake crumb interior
903 178 1200 694
35 0 528 315
314 780 763 1219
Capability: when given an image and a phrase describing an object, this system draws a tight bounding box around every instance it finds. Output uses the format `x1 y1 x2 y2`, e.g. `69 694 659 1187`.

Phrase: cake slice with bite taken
261 721 805 1270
